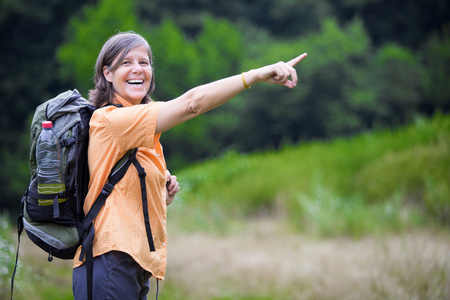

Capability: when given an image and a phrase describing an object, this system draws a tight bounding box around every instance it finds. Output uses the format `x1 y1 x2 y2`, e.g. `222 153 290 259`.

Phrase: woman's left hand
166 170 180 206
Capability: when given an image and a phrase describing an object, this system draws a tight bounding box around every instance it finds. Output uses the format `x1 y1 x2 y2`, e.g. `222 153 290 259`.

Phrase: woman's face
103 45 152 105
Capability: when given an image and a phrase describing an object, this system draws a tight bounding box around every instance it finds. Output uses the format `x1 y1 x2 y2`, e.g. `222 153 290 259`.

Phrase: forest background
0 0 449 216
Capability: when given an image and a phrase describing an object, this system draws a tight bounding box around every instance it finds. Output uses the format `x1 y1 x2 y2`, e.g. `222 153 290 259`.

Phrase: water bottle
36 121 66 206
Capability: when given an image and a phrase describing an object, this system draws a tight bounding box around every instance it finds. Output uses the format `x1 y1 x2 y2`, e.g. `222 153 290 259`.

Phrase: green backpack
21 89 93 260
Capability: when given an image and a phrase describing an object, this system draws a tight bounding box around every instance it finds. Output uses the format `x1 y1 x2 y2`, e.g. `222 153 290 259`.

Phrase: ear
103 66 112 82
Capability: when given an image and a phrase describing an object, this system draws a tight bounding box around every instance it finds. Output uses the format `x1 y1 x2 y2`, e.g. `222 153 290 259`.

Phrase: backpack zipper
48 249 54 262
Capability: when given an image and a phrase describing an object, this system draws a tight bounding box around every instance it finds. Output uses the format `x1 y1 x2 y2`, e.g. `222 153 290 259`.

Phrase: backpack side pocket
25 178 74 226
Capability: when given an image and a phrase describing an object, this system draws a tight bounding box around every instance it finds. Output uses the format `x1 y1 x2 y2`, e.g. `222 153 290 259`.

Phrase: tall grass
162 226 450 300
0 216 73 300
0 215 17 300
170 114 449 236
4 217 449 300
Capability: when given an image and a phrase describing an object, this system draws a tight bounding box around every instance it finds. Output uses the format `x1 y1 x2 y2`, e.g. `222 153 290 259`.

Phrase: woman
72 31 307 299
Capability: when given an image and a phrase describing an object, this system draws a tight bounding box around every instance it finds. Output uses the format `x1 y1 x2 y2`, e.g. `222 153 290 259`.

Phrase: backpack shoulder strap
130 155 156 252
80 148 137 229
78 148 138 300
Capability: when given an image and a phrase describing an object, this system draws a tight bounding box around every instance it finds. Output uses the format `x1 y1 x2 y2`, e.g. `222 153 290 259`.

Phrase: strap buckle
101 182 115 197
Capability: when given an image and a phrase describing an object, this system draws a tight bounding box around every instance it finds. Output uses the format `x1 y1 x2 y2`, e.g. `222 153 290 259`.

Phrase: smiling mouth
127 79 144 85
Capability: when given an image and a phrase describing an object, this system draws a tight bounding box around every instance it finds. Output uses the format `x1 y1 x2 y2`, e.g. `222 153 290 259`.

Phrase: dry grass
8 219 450 300
10 236 73 300
163 219 450 300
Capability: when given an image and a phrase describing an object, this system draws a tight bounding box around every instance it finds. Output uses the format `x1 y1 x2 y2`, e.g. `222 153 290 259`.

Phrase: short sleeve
91 102 162 152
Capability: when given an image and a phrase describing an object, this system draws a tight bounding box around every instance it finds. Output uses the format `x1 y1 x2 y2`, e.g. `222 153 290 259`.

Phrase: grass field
5 219 450 300
161 219 450 300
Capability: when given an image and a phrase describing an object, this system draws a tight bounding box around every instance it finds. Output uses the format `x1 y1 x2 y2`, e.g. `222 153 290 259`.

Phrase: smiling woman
103 45 153 105
72 31 307 300
88 33 156 108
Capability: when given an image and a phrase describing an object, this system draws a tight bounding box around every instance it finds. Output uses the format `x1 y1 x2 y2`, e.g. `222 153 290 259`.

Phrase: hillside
170 114 450 237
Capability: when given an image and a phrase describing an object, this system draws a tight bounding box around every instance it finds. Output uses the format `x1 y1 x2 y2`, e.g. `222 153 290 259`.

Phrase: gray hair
89 32 155 107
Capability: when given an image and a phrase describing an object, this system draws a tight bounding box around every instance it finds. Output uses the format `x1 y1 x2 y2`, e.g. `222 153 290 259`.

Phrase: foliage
136 0 333 38
353 115 450 224
0 0 95 216
170 114 450 236
147 15 243 100
147 16 244 168
329 0 450 49
0 215 17 299
1 0 450 214
0 215 73 300
58 0 142 95
356 43 426 129
236 18 374 150
420 24 450 113
147 18 198 100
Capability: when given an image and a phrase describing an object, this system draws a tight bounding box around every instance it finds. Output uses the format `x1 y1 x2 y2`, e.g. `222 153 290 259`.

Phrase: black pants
72 251 152 300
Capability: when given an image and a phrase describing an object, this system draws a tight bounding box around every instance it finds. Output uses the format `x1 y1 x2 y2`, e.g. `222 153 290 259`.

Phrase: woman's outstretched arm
156 53 307 134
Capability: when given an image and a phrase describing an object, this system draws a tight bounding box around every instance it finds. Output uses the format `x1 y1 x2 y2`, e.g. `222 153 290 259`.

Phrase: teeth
128 80 143 84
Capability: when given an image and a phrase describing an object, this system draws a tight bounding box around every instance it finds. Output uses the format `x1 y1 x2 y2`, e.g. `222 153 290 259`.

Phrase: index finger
288 53 308 67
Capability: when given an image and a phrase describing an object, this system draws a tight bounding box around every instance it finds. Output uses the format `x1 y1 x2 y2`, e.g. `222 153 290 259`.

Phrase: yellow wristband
242 72 251 89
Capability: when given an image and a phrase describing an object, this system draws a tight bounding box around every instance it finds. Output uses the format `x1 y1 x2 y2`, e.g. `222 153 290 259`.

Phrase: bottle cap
42 121 53 129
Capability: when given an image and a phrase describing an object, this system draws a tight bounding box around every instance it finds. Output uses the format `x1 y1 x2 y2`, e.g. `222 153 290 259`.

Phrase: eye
140 61 149 66
122 60 130 65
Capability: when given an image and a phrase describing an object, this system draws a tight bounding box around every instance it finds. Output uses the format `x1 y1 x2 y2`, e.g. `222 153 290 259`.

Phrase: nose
131 62 143 74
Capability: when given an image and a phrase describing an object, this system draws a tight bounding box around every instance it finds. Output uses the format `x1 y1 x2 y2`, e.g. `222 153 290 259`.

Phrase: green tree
58 0 142 95
147 18 201 101
0 0 94 214
370 44 425 127
235 18 373 151
136 0 332 38
420 24 450 113
330 0 450 49
196 16 243 83
151 16 244 168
